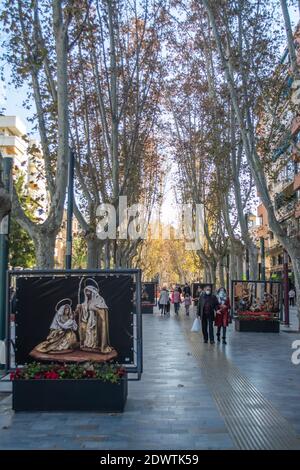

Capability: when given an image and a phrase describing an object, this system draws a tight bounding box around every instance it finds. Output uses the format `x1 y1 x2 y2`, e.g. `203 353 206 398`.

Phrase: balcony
0 115 26 137
272 177 294 196
266 239 282 254
276 199 296 221
256 224 269 238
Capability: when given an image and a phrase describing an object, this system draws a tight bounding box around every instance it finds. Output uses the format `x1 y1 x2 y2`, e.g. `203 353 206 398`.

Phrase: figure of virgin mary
75 279 115 354
35 299 78 354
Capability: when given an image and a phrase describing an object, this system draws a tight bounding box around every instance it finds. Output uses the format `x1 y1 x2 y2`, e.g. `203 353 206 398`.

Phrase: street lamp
260 236 266 281
245 213 250 280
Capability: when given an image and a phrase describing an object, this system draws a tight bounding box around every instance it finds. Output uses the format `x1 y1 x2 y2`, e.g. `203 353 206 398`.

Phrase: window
270 231 274 240
278 254 284 265
272 256 276 266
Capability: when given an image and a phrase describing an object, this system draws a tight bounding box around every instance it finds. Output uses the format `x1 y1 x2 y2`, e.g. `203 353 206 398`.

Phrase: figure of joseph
75 285 114 353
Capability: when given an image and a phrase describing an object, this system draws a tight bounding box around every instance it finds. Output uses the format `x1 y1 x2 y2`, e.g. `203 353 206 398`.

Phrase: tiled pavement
0 306 299 450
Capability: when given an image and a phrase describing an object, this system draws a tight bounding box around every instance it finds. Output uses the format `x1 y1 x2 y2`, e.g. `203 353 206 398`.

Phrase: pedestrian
172 287 181 315
183 282 191 296
177 284 182 295
194 285 203 309
159 286 169 316
184 293 191 316
289 288 296 307
197 285 219 344
215 287 231 345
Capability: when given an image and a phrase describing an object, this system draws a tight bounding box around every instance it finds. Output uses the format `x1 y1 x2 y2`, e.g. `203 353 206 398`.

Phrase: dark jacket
197 294 219 320
183 285 191 296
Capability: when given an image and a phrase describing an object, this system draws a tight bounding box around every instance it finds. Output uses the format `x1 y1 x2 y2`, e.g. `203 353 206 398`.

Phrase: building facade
0 115 80 268
252 35 300 285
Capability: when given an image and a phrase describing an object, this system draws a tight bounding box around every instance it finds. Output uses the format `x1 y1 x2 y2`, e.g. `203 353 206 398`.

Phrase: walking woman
172 287 181 315
159 287 170 316
215 287 231 345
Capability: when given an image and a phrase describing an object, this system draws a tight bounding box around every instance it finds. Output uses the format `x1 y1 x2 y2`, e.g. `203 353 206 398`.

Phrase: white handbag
191 317 201 332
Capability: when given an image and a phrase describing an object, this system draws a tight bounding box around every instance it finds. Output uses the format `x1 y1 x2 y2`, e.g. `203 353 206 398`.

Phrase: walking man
197 285 219 344
183 282 191 296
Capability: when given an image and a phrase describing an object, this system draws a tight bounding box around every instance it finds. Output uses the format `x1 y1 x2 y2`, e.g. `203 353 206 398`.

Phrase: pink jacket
172 291 181 303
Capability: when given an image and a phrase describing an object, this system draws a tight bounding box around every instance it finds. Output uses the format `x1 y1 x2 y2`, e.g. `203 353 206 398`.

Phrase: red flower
44 371 59 380
84 370 96 378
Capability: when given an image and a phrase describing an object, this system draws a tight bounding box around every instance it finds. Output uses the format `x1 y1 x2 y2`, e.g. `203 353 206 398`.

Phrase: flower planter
235 318 280 333
12 375 128 412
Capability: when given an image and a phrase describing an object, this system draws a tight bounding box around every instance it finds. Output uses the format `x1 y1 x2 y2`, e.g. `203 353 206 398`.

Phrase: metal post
283 250 289 325
65 149 74 270
0 155 13 364
260 237 266 281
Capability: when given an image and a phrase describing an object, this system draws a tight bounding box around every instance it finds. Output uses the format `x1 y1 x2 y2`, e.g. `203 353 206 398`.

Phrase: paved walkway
0 306 299 450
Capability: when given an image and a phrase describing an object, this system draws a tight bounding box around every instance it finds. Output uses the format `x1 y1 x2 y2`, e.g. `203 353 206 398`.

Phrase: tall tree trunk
203 262 209 283
0 188 11 223
107 0 119 202
87 237 100 269
208 260 217 286
13 0 69 269
249 243 259 280
202 0 300 327
290 251 300 330
229 247 237 284
217 258 225 288
237 251 244 280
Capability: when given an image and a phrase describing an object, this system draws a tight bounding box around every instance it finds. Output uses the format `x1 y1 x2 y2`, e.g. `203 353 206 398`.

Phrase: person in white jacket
159 287 170 315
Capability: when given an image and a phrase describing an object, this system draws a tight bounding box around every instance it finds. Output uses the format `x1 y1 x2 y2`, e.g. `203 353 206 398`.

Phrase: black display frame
5 269 143 380
141 282 158 307
231 279 283 320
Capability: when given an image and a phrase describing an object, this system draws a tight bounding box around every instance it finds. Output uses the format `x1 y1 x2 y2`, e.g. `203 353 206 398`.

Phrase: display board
231 280 282 317
133 282 157 306
14 273 135 366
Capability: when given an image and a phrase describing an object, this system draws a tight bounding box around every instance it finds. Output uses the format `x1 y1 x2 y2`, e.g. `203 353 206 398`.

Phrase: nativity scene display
15 274 134 365
232 281 281 319
132 282 157 306
30 278 117 362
